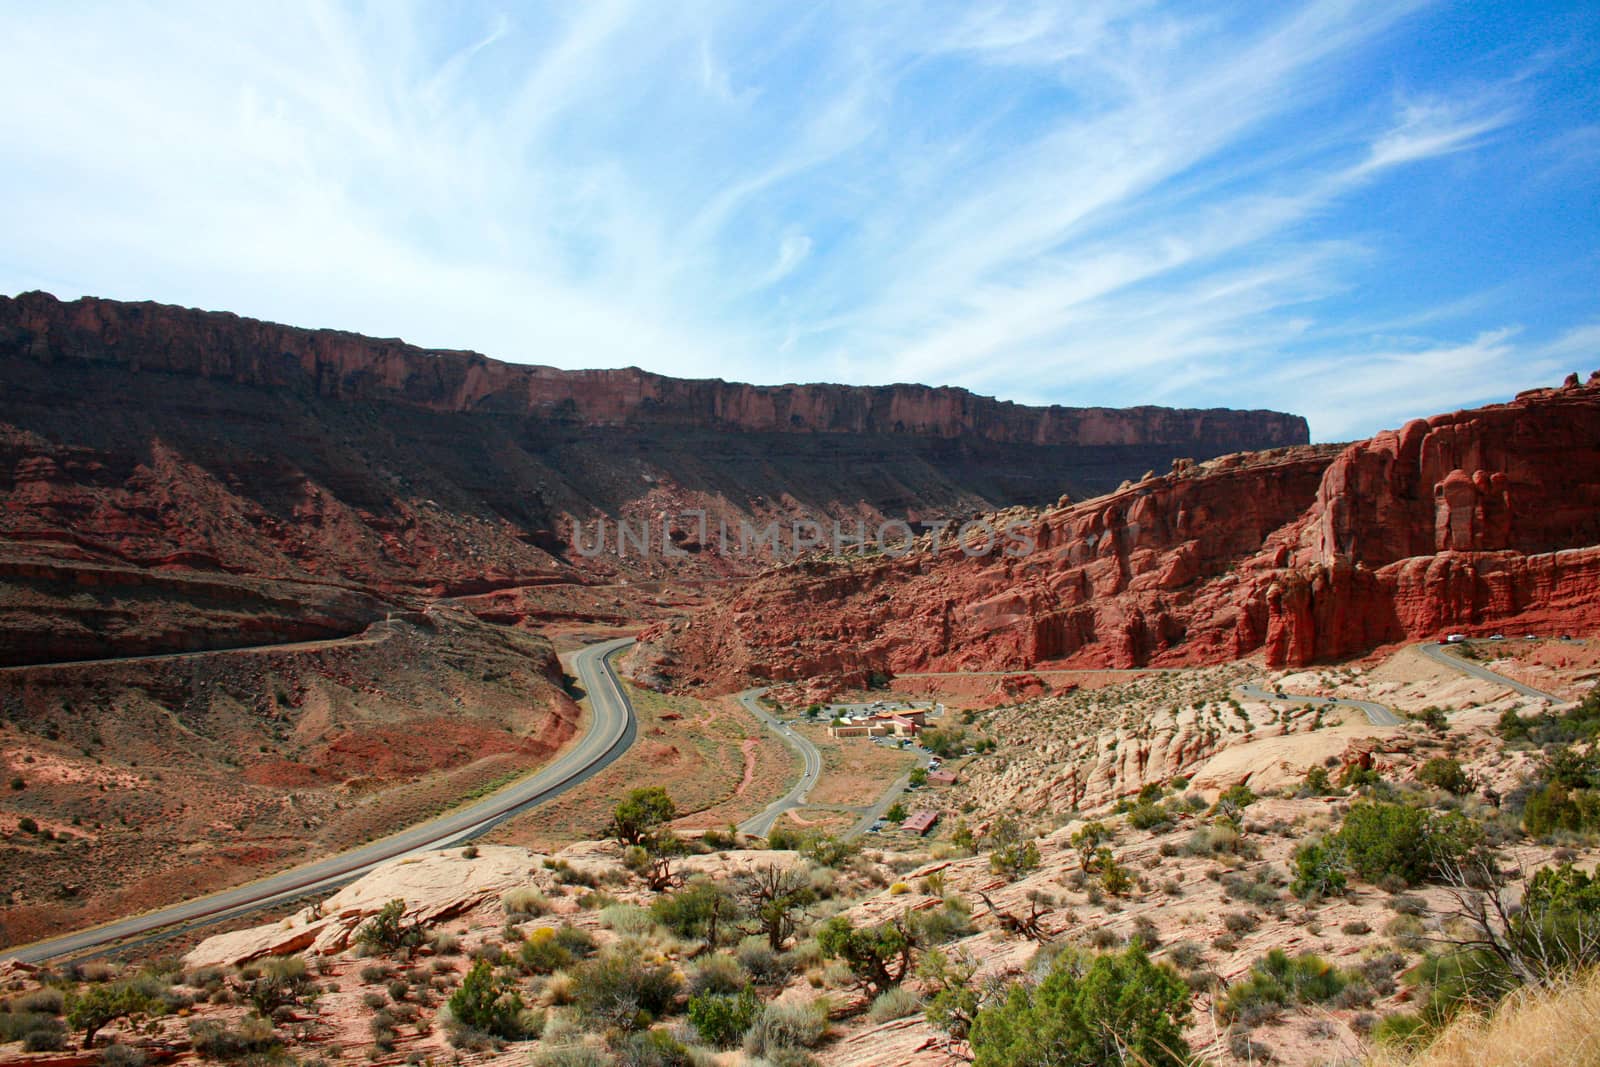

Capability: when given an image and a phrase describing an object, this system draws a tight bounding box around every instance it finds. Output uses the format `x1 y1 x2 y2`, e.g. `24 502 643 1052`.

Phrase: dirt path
732 739 759 799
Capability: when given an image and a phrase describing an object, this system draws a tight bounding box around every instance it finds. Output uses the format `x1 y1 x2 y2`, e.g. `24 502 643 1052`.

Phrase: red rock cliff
0 291 1307 451
0 290 1311 663
639 376 1600 687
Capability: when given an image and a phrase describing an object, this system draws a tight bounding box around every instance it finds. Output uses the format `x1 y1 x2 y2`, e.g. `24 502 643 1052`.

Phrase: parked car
1490 634 1505 641
1445 633 1467 643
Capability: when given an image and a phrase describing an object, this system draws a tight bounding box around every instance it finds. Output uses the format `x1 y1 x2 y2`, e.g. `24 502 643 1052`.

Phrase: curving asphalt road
1238 639 1571 726
735 689 824 838
0 637 639 964
1417 641 1563 701
1236 683 1404 726
845 748 934 839
0 620 396 675
730 690 939 841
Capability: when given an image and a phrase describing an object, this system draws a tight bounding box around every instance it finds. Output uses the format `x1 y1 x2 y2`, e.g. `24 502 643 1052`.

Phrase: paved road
845 747 934 839
0 620 395 674
731 690 939 841
1236 683 1404 726
1417 641 1563 701
0 637 639 964
736 689 824 838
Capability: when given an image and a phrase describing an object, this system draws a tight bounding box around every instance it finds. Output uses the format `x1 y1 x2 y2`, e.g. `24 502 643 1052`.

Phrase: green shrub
651 878 737 942
503 887 550 919
736 940 792 986
1498 684 1600 746
66 981 160 1047
867 984 922 1023
1098 851 1133 896
742 1000 828 1057
1128 802 1173 831
573 952 682 1031
1333 802 1479 886
969 946 1189 1067
989 839 1041 881
188 1016 280 1060
918 947 980 1040
531 1043 611 1067
613 1028 695 1067
1512 862 1600 973
1301 765 1337 796
519 924 598 975
608 787 677 848
1412 706 1449 733
920 727 968 759
1068 822 1111 869
914 897 975 945
687 953 748 997
600 903 656 936
1219 949 1350 1021
1214 783 1257 811
1372 1010 1432 1050
246 955 316 1015
1523 780 1600 836
6 987 65 1015
100 1041 147 1067
22 1028 67 1052
0 1012 65 1046
687 988 760 1047
1417 757 1473 795
1340 764 1384 789
355 899 425 956
1290 838 1348 900
447 959 531 1040
817 915 915 996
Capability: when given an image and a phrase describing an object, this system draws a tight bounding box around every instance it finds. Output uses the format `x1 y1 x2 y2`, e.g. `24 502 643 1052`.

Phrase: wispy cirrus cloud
0 0 1594 439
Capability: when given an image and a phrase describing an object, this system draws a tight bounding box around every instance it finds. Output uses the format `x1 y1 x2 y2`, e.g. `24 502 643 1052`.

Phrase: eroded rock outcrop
643 378 1600 685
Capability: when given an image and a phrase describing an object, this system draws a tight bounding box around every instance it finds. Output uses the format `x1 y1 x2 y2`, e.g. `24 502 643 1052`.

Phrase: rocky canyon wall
639 375 1600 687
0 291 1307 452
0 290 1308 663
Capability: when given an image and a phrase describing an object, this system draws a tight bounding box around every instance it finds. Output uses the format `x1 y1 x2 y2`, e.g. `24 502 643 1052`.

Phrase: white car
1445 634 1467 644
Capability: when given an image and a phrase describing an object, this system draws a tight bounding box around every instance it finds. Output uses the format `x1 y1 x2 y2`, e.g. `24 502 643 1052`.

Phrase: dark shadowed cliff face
0 290 1307 663
0 291 1308 453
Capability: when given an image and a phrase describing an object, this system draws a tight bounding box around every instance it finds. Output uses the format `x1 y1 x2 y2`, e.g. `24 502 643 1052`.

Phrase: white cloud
1357 95 1519 175
0 1 1589 441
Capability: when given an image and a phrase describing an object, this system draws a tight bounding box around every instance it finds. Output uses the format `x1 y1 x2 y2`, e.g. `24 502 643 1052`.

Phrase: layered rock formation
0 291 1306 451
0 289 1307 662
640 376 1600 686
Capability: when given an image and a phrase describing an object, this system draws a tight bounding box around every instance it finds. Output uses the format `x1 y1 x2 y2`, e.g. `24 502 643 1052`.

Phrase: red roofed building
902 810 939 836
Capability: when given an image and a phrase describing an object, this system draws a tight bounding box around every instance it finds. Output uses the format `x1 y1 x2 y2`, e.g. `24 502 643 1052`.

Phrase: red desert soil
0 606 576 949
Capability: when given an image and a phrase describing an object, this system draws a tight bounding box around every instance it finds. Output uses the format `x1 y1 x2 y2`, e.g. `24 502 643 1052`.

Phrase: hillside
638 374 1600 688
0 291 1306 665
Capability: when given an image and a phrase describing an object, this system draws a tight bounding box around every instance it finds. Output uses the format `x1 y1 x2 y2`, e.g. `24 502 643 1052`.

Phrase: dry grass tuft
1366 970 1600 1067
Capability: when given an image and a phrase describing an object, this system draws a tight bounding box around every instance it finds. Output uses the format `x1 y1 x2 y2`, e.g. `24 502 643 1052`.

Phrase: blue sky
2 1 1596 440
